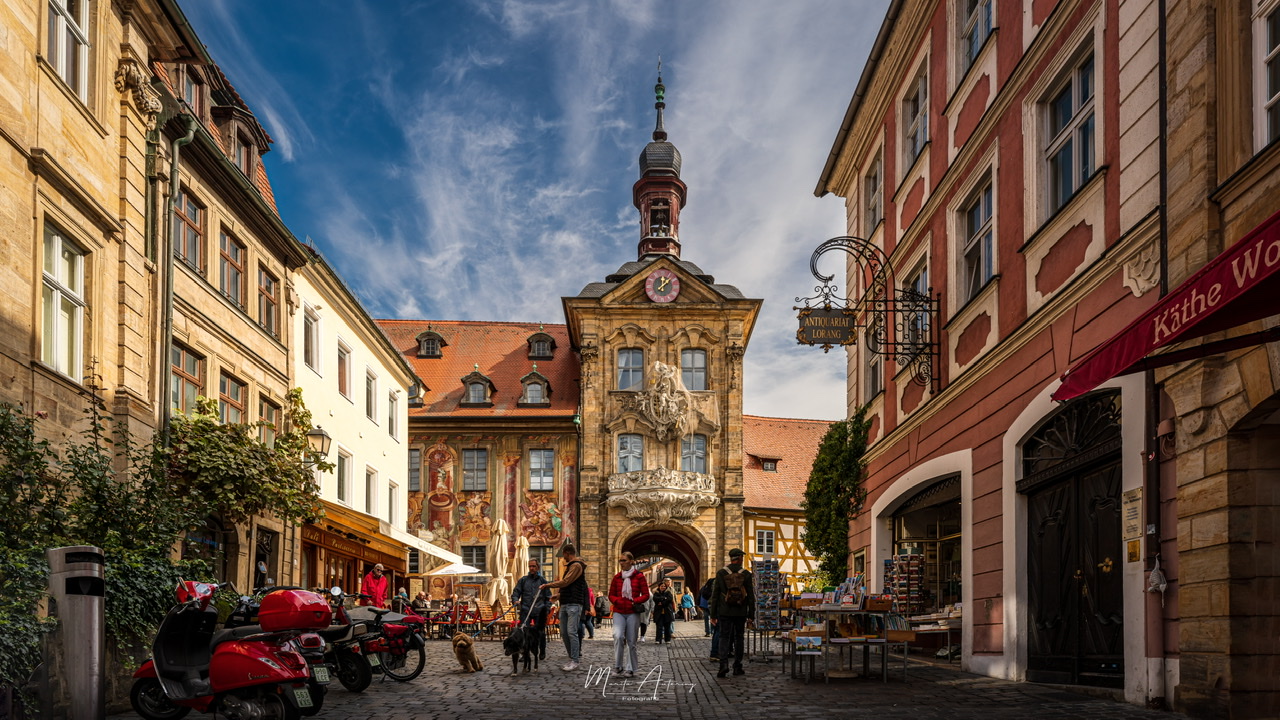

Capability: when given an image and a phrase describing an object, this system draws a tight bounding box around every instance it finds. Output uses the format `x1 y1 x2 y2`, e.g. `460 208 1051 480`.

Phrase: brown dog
451 631 484 672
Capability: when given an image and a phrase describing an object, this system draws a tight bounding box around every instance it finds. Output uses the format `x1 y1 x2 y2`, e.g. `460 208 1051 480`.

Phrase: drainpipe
159 115 197 444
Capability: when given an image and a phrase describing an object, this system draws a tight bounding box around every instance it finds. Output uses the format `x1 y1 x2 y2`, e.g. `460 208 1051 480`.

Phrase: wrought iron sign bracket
795 235 940 390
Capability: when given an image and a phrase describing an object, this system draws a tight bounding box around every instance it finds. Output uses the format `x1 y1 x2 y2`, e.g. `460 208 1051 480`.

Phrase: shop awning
388 525 461 565
1053 208 1280 401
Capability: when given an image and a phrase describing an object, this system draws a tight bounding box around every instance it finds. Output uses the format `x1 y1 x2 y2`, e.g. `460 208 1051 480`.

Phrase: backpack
595 595 609 616
722 567 748 607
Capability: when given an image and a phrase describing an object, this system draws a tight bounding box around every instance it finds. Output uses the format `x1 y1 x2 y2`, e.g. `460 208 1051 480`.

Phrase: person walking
699 576 717 661
607 551 650 678
540 544 588 671
637 595 652 643
680 588 696 622
710 548 754 678
651 579 676 644
511 558 552 660
359 563 389 608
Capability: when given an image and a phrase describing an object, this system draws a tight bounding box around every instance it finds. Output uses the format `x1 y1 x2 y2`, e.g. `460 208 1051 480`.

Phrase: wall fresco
456 491 493 544
426 444 458 550
519 492 563 546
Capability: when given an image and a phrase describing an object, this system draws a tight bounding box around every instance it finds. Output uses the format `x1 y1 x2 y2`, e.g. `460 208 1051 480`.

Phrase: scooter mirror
240 595 251 604
330 586 342 597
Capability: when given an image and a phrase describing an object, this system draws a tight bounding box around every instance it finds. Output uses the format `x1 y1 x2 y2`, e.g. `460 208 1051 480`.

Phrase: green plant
801 407 871 582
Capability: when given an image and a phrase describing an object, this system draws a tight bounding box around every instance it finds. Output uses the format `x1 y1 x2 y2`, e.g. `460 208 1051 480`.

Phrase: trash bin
47 545 105 720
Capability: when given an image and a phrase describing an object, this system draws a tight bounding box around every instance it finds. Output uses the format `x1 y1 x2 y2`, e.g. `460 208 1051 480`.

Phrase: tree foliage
801 407 871 585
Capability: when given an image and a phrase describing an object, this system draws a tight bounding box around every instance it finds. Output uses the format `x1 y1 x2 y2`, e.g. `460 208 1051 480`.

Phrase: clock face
644 268 681 303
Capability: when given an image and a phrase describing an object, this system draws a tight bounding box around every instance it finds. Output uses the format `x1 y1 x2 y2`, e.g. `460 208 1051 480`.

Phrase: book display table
782 606 912 683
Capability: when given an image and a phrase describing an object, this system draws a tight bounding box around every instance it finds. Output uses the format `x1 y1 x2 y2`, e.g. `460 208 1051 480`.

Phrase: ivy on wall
801 406 871 586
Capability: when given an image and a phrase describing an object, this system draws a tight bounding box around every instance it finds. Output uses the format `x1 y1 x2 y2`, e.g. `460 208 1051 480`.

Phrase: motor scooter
316 587 376 692
129 580 331 720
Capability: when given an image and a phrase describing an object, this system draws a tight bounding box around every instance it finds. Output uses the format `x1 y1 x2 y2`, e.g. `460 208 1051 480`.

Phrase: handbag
632 599 649 614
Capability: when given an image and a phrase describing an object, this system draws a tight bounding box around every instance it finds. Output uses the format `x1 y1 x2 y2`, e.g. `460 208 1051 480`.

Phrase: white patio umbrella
486 519 512 604
514 535 530 578
424 562 483 576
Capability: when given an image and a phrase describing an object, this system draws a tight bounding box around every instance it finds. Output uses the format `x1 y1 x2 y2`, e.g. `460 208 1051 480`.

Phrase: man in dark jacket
511 559 552 660
709 548 754 678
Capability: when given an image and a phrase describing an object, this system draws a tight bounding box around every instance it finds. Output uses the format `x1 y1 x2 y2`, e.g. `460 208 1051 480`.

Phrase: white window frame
337 341 352 400
303 305 321 373
365 467 377 515
1255 0 1280 150
903 262 930 350
336 450 352 504
618 434 644 473
522 381 546 404
529 448 555 491
467 382 487 404
617 348 644 390
680 348 707 391
462 546 487 574
408 448 421 492
365 370 377 422
864 151 884 234
756 530 775 555
46 0 90 100
680 434 707 473
1043 53 1096 214
959 0 993 77
462 448 488 491
903 69 930 170
41 223 85 380
960 179 994 304
388 482 397 525
387 391 398 438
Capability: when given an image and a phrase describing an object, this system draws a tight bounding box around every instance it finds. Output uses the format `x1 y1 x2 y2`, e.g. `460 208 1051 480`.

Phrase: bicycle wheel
379 644 425 681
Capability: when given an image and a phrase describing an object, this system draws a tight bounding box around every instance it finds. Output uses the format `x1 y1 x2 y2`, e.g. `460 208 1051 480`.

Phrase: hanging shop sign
796 307 857 348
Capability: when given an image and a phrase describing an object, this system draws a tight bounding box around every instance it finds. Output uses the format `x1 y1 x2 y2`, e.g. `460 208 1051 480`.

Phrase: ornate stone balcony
605 468 719 525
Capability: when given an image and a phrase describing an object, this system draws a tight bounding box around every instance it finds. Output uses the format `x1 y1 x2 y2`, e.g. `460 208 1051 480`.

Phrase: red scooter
129 580 331 720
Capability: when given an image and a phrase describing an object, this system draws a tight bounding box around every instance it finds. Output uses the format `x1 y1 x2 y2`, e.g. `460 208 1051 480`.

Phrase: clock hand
658 277 670 292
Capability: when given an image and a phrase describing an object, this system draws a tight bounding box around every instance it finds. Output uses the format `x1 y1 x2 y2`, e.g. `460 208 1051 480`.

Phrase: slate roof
376 320 579 418
742 415 834 511
574 254 746 299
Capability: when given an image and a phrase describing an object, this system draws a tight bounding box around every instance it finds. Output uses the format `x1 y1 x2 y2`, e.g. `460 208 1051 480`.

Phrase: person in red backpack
709 548 754 678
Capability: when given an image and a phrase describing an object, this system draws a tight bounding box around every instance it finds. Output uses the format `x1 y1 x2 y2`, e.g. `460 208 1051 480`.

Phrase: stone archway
617 525 707 593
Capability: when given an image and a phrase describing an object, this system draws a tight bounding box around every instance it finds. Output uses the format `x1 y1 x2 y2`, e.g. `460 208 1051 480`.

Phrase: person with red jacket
359 563 389 608
607 551 651 678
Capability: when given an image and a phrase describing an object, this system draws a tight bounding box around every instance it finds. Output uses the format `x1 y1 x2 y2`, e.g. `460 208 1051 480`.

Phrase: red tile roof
742 415 833 511
376 320 579 418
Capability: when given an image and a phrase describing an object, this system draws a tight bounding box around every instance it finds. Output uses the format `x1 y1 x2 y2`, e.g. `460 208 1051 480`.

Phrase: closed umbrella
486 519 512 604
513 536 530 580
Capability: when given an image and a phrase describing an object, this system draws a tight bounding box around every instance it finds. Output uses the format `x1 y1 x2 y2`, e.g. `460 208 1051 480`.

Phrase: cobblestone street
109 620 1191 720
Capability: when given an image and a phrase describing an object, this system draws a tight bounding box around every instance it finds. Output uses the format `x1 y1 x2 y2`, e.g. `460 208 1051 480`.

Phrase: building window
170 344 203 415
532 339 551 357
41 224 85 379
762 460 778 472
259 396 281 447
418 335 441 358
960 0 993 75
864 153 883 233
617 348 644 391
681 349 707 391
529 449 554 491
1257 3 1280 146
303 307 320 371
681 434 707 473
904 264 930 350
46 0 90 99
1045 54 1095 213
387 392 398 438
756 530 775 555
365 372 377 421
181 67 203 116
365 468 376 515
388 482 397 525
408 449 421 492
174 187 204 272
961 180 994 302
234 133 254 177
219 231 245 308
865 346 884 400
462 449 488 491
523 381 545 404
257 267 279 338
466 382 486 404
408 549 420 574
462 546 487 574
903 70 929 168
618 434 644 473
530 546 555 580
336 451 351 503
337 343 351 398
218 372 246 424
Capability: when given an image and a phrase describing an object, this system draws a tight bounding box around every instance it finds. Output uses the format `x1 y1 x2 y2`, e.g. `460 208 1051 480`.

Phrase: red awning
1053 208 1280 401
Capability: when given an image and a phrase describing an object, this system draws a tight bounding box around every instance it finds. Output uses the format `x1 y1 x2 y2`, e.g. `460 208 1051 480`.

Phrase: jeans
710 623 720 658
559 603 583 662
533 606 549 657
612 611 640 672
703 608 711 635
579 614 594 639
717 616 747 673
655 615 674 642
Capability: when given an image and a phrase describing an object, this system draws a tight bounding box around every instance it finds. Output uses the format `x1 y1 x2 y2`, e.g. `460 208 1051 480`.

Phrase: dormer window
519 367 552 407
181 67 204 117
416 330 447 358
459 367 495 407
234 132 254 177
526 331 556 360
762 460 778 472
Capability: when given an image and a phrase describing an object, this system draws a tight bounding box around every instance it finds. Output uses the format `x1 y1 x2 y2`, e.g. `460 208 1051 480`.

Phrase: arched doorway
618 526 705 593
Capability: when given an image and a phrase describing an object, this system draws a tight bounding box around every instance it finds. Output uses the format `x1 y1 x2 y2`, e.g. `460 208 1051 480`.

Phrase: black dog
503 620 541 676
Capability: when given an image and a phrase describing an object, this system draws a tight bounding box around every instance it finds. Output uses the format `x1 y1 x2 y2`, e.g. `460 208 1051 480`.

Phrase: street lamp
305 426 332 466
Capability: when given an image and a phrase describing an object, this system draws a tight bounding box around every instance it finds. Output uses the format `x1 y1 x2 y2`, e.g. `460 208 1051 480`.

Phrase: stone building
377 319 581 601
741 415 831 593
814 0 1165 706
564 75 762 594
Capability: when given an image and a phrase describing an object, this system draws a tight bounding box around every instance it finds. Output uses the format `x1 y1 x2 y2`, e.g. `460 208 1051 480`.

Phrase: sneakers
613 667 625 677
626 670 635 678
562 661 579 672
639 636 646 643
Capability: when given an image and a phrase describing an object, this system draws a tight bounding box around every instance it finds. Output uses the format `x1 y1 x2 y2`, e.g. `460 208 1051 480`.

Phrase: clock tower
563 73 762 594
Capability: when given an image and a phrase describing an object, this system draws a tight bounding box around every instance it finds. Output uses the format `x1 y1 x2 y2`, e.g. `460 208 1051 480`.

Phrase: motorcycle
129 580 332 720
313 587 375 693
223 587 335 714
345 593 428 682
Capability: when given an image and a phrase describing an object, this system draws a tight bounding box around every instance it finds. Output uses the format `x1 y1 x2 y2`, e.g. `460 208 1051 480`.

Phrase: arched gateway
563 75 762 593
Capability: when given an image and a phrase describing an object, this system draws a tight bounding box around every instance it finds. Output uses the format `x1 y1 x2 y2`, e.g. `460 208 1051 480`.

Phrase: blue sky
183 0 886 420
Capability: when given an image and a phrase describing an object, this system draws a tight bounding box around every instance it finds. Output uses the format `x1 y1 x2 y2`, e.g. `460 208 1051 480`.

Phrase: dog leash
468 597 541 639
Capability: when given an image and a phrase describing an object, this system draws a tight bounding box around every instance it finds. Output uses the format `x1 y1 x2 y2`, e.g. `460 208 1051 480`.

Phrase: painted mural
519 493 563 545
426 444 459 549
457 491 493 544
